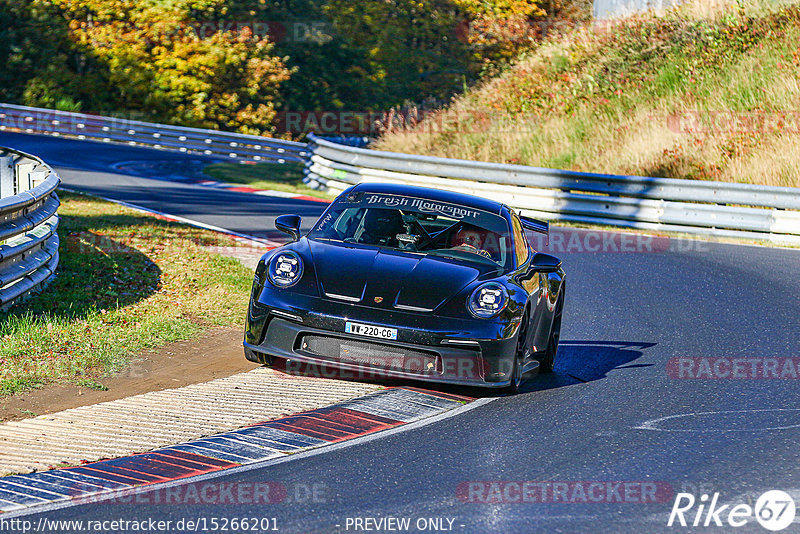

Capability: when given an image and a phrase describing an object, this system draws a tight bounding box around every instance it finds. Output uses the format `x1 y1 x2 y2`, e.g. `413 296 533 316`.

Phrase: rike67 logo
668 490 796 531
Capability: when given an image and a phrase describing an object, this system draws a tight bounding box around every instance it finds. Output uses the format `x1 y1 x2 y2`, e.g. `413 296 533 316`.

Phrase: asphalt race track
0 132 325 242
2 131 800 533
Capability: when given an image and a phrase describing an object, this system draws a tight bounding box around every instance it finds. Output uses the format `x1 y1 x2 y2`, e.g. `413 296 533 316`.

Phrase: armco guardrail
304 134 800 244
2 103 797 244
0 147 60 309
0 103 307 163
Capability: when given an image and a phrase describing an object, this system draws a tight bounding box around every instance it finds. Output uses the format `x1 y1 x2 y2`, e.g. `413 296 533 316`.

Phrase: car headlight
467 282 508 318
268 251 303 288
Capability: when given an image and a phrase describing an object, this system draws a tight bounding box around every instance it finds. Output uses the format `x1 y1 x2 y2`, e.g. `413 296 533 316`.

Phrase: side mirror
532 252 561 272
275 214 302 242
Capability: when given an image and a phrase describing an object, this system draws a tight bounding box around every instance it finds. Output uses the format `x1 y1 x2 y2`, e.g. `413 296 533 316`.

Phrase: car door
510 211 541 351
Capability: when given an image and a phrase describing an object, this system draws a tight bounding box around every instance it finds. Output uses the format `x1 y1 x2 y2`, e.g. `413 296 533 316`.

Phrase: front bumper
245 291 520 388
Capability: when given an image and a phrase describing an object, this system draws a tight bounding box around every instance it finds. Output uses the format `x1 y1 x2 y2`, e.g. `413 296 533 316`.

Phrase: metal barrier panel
2 104 798 246
0 103 309 164
0 147 61 309
303 134 800 244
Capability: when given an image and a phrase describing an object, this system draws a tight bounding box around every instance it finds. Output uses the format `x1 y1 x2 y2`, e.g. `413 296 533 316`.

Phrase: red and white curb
108 159 329 205
192 178 328 204
0 388 474 512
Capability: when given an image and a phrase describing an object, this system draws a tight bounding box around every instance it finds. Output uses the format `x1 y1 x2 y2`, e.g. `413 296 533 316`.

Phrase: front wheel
505 315 529 394
539 293 564 373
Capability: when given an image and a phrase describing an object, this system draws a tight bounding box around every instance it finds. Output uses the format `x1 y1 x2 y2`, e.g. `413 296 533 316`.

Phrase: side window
333 208 363 238
511 212 530 267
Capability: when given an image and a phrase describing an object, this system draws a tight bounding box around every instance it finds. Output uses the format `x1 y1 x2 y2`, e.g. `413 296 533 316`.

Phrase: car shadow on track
440 340 657 398
266 340 657 400
555 340 657 381
517 340 657 394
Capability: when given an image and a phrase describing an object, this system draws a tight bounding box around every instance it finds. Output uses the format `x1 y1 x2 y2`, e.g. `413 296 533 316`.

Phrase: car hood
308 240 493 311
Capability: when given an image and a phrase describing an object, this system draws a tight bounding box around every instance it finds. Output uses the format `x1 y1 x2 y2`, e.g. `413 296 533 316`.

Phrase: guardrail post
0 155 12 198
302 137 321 189
15 162 36 193
29 166 48 189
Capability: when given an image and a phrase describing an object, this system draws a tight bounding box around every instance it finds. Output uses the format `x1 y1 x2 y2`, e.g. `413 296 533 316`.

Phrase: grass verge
0 191 256 396
377 0 800 188
203 161 333 198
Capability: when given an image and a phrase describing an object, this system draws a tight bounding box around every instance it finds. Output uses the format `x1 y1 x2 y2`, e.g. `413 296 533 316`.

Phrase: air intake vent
300 335 441 375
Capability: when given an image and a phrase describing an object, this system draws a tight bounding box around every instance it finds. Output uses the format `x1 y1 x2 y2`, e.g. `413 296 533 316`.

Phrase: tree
0 0 88 110
44 0 293 134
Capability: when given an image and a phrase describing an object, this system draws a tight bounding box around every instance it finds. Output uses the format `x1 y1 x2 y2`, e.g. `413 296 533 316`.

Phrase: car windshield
308 191 513 268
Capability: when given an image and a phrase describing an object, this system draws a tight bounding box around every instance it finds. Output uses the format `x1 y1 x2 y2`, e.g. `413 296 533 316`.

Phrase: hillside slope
377 0 800 188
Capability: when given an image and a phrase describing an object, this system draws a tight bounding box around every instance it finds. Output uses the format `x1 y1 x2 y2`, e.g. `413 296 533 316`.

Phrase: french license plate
345 321 398 340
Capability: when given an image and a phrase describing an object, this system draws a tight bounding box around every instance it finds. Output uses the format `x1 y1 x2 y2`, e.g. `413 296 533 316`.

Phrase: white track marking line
636 408 800 432
59 186 283 248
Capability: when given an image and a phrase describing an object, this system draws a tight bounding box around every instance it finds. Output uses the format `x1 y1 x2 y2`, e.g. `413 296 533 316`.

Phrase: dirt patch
0 327 257 422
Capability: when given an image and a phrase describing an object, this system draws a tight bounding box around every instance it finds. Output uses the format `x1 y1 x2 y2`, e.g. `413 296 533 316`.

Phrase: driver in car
451 225 494 259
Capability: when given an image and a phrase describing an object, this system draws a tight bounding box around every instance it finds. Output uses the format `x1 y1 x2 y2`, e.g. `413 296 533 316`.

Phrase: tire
505 314 529 394
539 292 564 373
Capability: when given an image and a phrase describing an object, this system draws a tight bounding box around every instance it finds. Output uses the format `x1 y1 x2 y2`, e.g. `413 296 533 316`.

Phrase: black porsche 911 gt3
244 183 565 392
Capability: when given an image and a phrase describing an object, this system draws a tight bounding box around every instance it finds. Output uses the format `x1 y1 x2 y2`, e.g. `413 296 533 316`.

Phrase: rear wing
520 216 549 246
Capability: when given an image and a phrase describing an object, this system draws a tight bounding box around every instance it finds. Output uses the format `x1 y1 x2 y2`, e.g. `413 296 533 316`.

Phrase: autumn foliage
0 0 589 135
